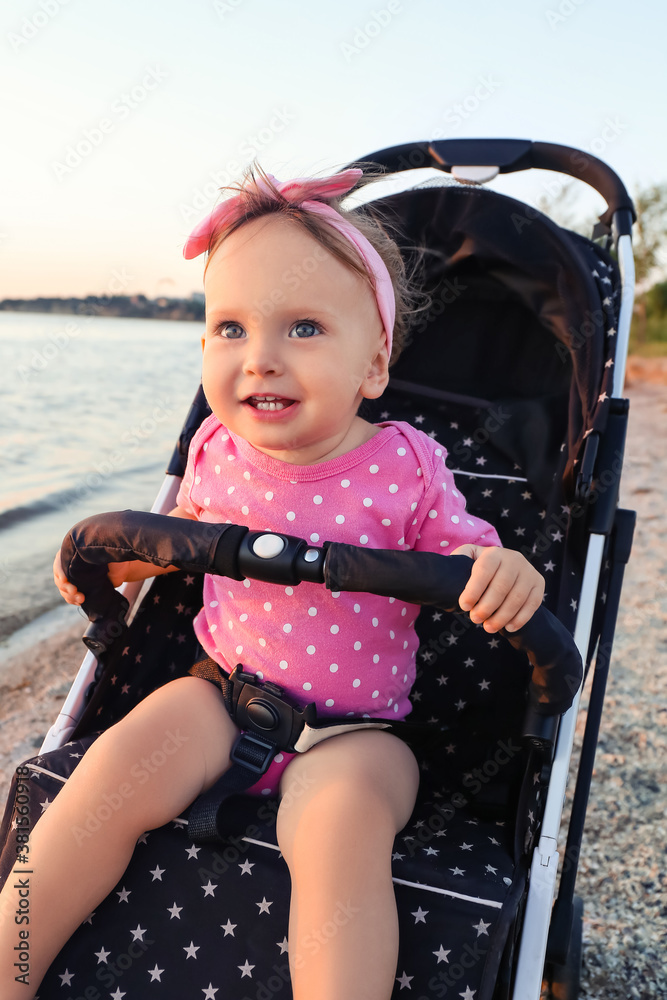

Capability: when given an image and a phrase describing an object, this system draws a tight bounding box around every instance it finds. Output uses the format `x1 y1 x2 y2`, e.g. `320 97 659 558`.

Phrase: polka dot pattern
177 414 501 723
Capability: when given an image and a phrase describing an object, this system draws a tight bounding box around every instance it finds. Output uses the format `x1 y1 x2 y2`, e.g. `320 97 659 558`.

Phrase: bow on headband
183 167 395 357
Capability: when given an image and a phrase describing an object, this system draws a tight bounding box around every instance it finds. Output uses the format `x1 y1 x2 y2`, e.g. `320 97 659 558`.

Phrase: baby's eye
288 321 321 339
217 322 246 339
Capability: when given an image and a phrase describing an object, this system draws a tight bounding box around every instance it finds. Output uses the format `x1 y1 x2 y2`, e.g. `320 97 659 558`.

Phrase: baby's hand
451 545 545 633
53 552 130 606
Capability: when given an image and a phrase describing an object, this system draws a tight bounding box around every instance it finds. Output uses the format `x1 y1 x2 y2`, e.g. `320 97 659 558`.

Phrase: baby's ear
361 340 390 400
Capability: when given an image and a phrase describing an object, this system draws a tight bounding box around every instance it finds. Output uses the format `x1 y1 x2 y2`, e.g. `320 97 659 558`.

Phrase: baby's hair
204 162 427 367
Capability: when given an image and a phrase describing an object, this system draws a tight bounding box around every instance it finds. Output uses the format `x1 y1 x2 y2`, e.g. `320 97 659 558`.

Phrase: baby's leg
276 730 420 1000
0 676 238 998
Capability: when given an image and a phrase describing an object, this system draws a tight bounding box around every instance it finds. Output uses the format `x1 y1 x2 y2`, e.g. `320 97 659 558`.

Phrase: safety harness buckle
228 665 317 752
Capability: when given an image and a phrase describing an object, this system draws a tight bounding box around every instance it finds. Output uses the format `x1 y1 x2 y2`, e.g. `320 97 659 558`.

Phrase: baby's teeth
256 400 285 410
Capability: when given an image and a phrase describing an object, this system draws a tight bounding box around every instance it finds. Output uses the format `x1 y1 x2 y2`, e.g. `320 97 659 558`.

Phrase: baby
1 165 544 1000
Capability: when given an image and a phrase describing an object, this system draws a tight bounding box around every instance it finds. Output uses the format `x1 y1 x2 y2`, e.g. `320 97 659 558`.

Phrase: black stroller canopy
368 183 619 499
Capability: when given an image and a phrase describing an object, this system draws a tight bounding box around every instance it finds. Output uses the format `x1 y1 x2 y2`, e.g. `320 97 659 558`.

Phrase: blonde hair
204 163 426 367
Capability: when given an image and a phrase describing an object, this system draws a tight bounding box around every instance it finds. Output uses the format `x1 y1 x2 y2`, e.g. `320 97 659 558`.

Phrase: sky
1 0 665 300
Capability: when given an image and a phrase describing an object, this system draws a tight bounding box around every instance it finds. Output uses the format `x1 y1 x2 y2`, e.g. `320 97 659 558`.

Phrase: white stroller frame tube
513 219 635 998
512 533 604 999
40 474 183 753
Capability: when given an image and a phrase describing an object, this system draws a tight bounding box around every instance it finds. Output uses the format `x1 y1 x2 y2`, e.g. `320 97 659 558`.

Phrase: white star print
414 414 424 423
463 657 475 668
184 941 200 959
116 887 131 903
449 866 465 876
185 844 201 859
150 865 165 881
130 924 147 942
396 971 414 989
433 944 451 963
392 851 406 860
221 918 237 936
95 947 110 963
459 987 476 1000
478 679 490 691
423 846 439 856
202 985 219 999
544 561 555 572
238 959 255 978
488 836 500 846
482 488 493 497
201 880 217 897
148 964 164 982
110 990 126 1000
256 897 273 914
239 859 255 875
485 864 498 874
459 842 473 851
277 936 289 953
411 906 429 923
473 918 491 937
59 970 74 986
570 598 578 612
40 797 51 813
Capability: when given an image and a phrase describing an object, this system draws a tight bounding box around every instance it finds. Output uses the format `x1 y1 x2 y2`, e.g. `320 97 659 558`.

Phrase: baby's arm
452 544 545 633
53 505 196 606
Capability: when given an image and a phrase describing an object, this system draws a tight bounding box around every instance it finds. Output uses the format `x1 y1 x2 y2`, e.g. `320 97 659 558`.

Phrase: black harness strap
186 656 440 843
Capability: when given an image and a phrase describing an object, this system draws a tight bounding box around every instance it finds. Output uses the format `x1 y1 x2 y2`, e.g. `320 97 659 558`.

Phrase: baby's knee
276 731 419 856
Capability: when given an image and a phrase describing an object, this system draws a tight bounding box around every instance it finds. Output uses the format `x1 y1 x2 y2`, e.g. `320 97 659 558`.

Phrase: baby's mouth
245 395 296 411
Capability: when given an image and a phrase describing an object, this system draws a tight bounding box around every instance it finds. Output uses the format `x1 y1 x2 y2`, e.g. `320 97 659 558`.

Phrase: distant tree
631 182 667 346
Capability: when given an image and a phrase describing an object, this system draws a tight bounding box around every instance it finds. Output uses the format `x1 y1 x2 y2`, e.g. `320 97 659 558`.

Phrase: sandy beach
0 363 665 998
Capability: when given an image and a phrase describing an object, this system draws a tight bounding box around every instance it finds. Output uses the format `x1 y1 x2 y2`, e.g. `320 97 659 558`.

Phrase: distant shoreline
0 295 205 323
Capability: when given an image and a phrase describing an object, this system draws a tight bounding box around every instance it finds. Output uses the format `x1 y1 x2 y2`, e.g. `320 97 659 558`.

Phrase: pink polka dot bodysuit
177 416 501 795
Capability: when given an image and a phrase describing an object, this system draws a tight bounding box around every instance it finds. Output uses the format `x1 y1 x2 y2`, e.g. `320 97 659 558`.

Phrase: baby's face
201 215 389 465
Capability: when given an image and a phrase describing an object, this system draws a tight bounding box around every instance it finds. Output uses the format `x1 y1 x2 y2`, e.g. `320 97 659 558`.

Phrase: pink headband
183 167 395 358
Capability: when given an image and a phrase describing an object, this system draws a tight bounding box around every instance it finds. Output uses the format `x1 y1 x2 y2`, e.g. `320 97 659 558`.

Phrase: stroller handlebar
60 510 582 728
352 138 635 232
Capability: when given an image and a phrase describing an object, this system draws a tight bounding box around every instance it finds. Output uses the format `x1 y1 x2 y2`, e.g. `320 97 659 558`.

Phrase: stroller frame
10 138 637 999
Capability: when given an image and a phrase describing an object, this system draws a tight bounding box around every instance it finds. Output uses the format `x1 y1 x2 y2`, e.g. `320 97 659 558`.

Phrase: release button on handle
251 533 286 559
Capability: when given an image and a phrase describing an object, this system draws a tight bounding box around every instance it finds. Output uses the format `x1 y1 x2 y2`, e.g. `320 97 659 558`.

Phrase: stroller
0 138 637 999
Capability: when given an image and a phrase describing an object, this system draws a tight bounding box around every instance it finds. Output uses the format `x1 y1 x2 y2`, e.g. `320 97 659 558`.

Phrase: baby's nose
242 344 283 376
